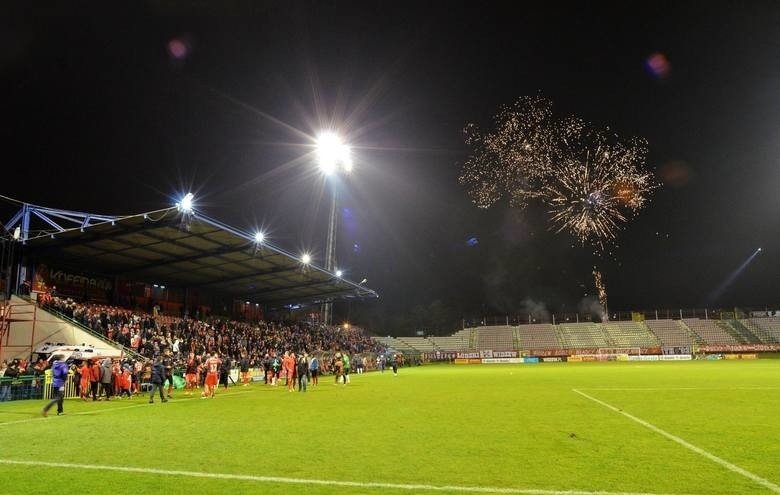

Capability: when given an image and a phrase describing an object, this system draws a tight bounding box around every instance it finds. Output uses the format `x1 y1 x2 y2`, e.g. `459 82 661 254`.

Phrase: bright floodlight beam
335 269 343 278
254 231 265 243
706 247 763 305
316 132 352 175
301 253 311 265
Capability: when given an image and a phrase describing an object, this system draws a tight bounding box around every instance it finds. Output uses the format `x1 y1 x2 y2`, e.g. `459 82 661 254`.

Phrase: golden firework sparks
459 97 658 251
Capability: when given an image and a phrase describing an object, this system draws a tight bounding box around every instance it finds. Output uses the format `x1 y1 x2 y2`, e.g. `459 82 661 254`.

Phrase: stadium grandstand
408 315 780 362
0 196 378 364
3 196 779 370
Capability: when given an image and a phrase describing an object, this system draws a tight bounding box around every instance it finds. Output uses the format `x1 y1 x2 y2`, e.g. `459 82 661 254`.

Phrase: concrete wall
1 295 121 362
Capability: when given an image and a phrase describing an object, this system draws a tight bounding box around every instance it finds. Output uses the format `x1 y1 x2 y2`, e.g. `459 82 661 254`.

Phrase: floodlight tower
316 132 352 326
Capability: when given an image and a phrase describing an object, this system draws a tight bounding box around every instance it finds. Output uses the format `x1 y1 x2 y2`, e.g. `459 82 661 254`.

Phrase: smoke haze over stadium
3 2 779 331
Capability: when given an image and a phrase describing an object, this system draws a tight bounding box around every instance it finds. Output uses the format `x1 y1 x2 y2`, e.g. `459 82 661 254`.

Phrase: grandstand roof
8 202 378 307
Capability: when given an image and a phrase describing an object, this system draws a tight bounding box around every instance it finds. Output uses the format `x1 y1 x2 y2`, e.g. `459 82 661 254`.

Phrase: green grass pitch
1 360 778 495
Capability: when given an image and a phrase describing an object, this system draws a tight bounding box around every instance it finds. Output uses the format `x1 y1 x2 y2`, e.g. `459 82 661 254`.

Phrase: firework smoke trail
592 268 608 320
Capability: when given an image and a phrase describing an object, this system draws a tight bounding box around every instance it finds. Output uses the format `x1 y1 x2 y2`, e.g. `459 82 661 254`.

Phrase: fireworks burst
459 97 658 251
541 117 654 250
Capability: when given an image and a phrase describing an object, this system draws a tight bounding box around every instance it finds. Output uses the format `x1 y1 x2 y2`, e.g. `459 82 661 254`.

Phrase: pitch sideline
0 458 692 495
572 388 780 493
0 389 253 427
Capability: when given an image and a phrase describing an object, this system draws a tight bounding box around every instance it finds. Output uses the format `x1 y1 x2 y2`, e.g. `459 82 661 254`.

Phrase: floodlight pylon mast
322 188 338 326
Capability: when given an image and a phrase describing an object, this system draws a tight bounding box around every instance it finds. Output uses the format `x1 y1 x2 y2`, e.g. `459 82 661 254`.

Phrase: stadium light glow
706 247 763 304
301 253 312 265
178 192 195 213
335 269 343 278
254 231 265 244
316 132 352 175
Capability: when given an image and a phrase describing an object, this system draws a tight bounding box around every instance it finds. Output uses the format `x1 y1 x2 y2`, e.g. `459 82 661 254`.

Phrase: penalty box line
0 459 691 495
572 389 780 494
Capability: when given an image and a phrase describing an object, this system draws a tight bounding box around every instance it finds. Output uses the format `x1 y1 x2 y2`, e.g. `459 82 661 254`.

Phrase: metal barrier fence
0 375 45 402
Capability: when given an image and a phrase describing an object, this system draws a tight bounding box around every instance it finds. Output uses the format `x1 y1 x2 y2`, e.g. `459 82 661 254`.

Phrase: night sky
2 2 779 331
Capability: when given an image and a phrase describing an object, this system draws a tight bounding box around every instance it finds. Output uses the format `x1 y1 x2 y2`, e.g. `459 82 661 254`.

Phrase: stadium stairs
515 324 561 350
428 329 471 352
557 323 611 348
742 318 780 344
721 320 761 344
681 319 739 345
475 326 514 351
644 319 699 346
396 337 437 353
393 317 780 356
601 321 660 348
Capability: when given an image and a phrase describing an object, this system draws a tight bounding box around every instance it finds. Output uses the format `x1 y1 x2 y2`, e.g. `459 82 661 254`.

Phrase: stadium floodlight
178 192 195 213
254 231 265 244
359 278 367 285
301 253 312 265
335 269 343 278
316 132 352 175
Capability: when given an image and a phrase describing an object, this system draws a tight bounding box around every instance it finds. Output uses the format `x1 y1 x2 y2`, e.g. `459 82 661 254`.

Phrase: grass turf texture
1 361 778 495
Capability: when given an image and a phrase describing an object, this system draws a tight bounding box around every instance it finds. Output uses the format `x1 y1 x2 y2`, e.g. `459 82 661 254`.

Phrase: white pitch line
581 387 780 391
0 389 253 427
572 389 780 494
0 459 690 495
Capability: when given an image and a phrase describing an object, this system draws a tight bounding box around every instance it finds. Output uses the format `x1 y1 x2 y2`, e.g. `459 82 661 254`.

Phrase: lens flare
645 52 671 79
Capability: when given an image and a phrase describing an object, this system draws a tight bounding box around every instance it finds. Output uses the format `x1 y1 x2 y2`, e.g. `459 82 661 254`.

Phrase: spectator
42 354 68 417
148 358 168 404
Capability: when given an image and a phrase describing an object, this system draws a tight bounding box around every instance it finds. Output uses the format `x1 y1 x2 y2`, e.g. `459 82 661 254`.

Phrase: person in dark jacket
296 353 309 392
42 354 69 417
219 356 231 390
100 358 113 401
148 358 168 404
162 350 175 399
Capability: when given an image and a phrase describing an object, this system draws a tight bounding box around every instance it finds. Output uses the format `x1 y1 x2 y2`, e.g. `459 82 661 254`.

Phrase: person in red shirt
203 352 221 399
283 351 296 392
79 361 91 401
117 366 132 398
90 360 101 401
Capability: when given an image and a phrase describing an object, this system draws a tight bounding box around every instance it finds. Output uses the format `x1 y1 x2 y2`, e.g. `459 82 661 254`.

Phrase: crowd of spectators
39 296 385 370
